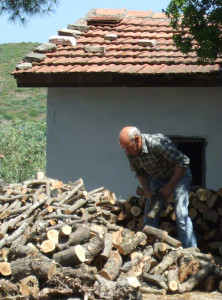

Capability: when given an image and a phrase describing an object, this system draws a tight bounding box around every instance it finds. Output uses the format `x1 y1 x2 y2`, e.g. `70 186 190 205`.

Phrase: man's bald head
119 126 142 155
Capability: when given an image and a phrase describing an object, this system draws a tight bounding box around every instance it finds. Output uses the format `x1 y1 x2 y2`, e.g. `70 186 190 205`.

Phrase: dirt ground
143 291 222 300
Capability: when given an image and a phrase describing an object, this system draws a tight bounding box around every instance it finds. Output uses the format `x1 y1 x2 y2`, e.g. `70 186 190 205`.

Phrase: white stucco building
13 9 222 197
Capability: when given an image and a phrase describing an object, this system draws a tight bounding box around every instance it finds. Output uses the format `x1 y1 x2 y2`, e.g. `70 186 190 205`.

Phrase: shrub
0 119 46 183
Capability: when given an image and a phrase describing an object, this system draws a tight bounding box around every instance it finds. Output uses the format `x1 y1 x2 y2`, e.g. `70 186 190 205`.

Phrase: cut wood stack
0 174 221 299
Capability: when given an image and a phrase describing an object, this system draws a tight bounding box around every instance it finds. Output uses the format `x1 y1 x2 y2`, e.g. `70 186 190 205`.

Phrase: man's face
120 135 142 156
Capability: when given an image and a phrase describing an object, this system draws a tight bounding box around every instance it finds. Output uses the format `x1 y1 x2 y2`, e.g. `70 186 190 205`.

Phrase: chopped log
142 272 168 289
100 232 113 260
167 268 179 292
206 193 218 208
0 262 11 276
143 225 182 248
120 257 140 273
0 221 29 249
153 242 170 259
85 235 105 264
41 240 56 254
150 250 181 275
114 275 139 299
53 245 86 267
99 250 122 280
57 224 90 251
196 188 212 201
47 229 59 244
179 263 214 293
65 198 88 214
30 252 57 282
139 286 166 295
115 231 147 255
126 257 148 277
59 224 72 237
8 245 37 260
131 205 142 216
62 263 97 282
19 275 39 297
178 256 200 282
94 274 117 300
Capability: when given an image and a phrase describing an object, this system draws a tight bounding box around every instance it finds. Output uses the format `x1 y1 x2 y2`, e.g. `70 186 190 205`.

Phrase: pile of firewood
118 186 222 260
0 173 222 299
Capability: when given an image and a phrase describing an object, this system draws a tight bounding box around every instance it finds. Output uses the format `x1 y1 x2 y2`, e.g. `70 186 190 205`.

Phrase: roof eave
14 71 222 88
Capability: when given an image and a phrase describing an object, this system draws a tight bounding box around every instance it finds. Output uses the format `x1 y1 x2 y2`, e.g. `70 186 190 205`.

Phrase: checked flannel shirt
126 133 190 181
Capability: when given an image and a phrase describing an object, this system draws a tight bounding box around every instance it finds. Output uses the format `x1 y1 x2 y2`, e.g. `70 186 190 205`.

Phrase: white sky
0 0 171 44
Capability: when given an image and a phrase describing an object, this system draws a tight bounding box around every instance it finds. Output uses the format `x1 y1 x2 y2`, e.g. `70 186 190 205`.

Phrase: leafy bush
0 119 46 183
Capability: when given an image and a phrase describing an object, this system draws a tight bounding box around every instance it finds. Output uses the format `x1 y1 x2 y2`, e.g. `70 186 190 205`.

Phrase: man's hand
160 184 174 199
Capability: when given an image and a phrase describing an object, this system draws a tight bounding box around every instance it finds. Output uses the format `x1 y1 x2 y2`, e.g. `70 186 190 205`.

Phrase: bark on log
143 225 181 248
115 232 147 255
100 232 113 260
179 263 214 293
167 268 179 292
85 235 104 264
142 272 168 289
99 250 122 280
53 245 86 267
57 225 90 251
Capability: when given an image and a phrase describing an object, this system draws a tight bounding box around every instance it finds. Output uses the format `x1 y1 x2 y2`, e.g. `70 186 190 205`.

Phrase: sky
0 0 171 44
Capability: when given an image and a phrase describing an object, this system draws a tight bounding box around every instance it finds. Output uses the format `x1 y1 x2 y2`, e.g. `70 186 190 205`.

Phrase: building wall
47 87 222 198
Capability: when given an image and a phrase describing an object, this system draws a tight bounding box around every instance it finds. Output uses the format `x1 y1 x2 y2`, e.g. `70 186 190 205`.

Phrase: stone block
67 23 89 32
35 43 57 53
138 39 156 47
84 46 106 53
49 35 76 46
16 62 32 70
58 29 82 38
23 52 47 62
104 34 118 41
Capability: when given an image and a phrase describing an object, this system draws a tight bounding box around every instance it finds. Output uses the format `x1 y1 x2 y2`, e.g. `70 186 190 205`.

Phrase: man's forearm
137 174 153 199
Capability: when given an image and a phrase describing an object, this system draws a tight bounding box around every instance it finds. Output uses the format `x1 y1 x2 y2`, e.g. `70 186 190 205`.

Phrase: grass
0 43 47 121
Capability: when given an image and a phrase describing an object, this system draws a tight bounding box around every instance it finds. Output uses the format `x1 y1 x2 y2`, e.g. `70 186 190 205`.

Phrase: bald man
119 126 197 248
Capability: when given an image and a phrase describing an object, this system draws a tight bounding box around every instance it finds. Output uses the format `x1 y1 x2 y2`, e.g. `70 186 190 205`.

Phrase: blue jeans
143 167 197 248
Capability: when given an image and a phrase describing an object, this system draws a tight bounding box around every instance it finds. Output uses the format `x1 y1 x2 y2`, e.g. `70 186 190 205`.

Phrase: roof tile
13 8 222 79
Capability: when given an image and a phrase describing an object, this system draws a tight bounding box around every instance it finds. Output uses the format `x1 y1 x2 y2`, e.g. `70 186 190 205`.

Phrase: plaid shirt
126 133 190 181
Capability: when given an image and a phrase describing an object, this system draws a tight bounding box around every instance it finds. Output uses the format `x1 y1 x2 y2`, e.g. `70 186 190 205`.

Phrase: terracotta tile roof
12 8 222 86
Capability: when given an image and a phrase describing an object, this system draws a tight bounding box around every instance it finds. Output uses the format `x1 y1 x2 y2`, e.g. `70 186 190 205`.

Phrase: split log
179 263 214 293
178 255 200 282
115 231 147 255
99 250 122 280
53 245 86 267
143 225 182 248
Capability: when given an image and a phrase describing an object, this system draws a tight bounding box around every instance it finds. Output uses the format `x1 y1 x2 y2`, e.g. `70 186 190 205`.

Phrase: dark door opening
169 137 206 188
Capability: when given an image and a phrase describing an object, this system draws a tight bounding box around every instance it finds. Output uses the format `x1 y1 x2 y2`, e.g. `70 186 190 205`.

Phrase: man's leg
143 177 165 228
174 167 197 248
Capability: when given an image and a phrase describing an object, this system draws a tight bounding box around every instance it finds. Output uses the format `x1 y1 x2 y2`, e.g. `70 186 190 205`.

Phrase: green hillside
0 43 47 121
